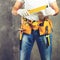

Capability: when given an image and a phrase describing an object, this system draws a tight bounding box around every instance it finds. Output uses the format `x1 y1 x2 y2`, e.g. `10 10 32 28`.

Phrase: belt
23 16 49 23
24 18 38 24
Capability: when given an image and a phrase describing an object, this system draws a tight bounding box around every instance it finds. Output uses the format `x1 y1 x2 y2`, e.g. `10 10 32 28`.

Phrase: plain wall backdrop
0 0 60 60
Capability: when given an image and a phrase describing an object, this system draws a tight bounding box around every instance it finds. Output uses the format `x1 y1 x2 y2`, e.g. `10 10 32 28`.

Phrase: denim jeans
20 30 52 60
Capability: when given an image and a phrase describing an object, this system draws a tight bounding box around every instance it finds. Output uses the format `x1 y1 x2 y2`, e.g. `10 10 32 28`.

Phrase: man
12 0 59 60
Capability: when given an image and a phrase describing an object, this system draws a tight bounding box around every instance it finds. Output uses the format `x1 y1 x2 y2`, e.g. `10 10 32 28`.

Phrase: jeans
20 30 52 60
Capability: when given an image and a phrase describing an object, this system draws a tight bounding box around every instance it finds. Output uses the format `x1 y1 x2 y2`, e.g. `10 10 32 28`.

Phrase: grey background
0 0 60 60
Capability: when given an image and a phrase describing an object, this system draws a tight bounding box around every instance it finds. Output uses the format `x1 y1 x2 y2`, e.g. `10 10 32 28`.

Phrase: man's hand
17 9 30 17
44 7 56 16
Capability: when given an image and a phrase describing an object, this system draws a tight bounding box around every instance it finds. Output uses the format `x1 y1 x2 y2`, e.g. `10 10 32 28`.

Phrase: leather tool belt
19 17 53 40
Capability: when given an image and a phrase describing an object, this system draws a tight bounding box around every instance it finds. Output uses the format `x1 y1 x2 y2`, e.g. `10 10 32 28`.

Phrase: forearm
50 1 59 16
12 1 23 16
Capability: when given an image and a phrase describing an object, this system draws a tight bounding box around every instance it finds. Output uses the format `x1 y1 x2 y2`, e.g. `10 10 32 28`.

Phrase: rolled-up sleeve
48 0 56 4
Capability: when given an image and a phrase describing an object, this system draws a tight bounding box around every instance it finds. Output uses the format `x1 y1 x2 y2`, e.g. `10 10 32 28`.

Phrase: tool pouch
39 19 53 35
21 18 32 34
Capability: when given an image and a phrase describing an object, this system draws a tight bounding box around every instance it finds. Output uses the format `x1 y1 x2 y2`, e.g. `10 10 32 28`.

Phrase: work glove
44 7 56 16
17 9 30 17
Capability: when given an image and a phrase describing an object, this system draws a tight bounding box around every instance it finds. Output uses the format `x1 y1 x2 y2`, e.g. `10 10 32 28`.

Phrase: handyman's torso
19 0 50 21
24 0 49 21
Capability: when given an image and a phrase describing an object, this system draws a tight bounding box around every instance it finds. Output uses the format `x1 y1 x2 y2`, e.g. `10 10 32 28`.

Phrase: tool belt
19 17 53 40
